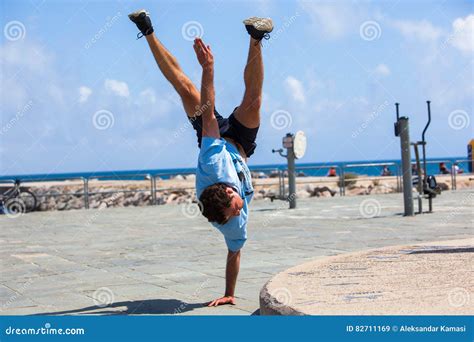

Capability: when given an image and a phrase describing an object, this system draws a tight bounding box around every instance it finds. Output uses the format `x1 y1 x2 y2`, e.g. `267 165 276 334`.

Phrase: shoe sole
128 9 148 20
243 17 273 32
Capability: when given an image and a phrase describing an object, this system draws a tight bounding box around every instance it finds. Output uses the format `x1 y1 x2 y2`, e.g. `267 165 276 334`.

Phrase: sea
0 157 469 182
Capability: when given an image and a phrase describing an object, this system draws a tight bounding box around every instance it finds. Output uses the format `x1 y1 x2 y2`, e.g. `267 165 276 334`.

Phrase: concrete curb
259 238 474 316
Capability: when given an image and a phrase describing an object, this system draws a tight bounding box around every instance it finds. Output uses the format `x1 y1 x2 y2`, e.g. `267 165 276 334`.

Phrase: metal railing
1 159 471 211
413 160 455 191
453 159 473 190
293 165 343 196
343 162 400 195
83 173 152 208
248 167 284 199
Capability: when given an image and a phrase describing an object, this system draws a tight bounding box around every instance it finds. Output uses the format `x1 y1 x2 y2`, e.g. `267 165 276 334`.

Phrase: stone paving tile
2 306 43 315
0 190 472 315
0 285 18 299
30 292 95 309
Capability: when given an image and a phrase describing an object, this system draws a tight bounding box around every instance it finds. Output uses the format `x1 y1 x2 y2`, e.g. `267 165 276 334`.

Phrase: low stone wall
4 174 471 212
260 238 474 315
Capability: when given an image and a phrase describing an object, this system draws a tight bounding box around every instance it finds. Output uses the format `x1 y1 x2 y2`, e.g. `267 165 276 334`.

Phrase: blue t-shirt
196 137 254 251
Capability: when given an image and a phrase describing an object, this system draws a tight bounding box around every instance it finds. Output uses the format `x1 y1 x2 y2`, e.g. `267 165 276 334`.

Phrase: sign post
273 131 307 209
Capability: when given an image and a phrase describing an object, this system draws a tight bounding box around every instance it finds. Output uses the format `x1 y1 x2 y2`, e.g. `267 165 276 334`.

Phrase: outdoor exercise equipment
394 101 440 216
272 131 307 209
394 103 414 216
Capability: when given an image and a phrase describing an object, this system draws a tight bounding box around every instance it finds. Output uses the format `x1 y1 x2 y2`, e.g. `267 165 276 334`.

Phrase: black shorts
189 107 259 158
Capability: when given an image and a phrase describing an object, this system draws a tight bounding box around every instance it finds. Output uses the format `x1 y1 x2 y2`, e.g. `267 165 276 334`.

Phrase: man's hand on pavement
207 296 236 307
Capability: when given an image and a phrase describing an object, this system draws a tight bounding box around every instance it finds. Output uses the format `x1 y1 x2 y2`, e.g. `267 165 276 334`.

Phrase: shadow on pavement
251 309 260 315
34 298 208 315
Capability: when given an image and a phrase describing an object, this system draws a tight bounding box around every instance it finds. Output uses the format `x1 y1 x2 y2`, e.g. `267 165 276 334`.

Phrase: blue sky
0 0 472 175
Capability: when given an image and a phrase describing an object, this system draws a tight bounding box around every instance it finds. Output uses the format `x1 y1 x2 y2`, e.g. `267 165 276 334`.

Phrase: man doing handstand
129 9 273 307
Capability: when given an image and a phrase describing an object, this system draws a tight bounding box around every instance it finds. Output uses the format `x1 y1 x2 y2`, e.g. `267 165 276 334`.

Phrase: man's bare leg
233 37 264 129
144 33 201 118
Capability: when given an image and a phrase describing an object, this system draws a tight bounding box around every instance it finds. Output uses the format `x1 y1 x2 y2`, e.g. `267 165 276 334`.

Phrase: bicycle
0 179 38 215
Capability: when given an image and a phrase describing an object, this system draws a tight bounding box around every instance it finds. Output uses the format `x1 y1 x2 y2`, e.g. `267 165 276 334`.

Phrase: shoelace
255 33 271 46
136 28 153 40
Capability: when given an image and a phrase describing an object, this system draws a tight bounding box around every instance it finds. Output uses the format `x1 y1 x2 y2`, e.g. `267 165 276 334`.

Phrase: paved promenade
1 190 472 315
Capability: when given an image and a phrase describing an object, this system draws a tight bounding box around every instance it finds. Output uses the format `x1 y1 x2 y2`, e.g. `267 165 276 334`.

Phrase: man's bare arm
208 250 240 307
193 38 219 139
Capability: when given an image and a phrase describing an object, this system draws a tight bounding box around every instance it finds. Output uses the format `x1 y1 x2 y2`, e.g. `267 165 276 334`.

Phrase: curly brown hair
199 183 232 224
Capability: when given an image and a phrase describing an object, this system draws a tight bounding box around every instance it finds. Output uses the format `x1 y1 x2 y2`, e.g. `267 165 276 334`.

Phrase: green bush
338 173 358 188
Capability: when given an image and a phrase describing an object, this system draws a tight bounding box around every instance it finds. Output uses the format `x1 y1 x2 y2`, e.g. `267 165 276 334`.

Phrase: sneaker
128 9 154 38
243 17 273 41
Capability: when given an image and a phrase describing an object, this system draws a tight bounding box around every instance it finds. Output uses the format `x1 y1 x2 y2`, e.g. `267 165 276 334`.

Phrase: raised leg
233 37 264 129
145 33 201 118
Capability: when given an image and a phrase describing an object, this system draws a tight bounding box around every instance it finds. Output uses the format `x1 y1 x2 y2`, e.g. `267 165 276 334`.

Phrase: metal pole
399 117 414 216
281 170 286 199
287 146 296 209
413 143 423 214
83 178 89 209
422 101 431 194
452 163 457 190
340 166 346 196
150 175 156 205
278 170 282 199
338 166 343 196
396 164 401 193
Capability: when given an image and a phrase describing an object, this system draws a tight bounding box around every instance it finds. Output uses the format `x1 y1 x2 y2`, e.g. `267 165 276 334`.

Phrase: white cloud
0 42 53 110
0 41 65 113
300 2 349 38
0 42 52 73
313 99 344 114
450 14 474 53
392 19 442 42
138 88 156 104
78 86 92 103
299 1 366 39
104 79 129 97
373 63 391 77
285 76 306 104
